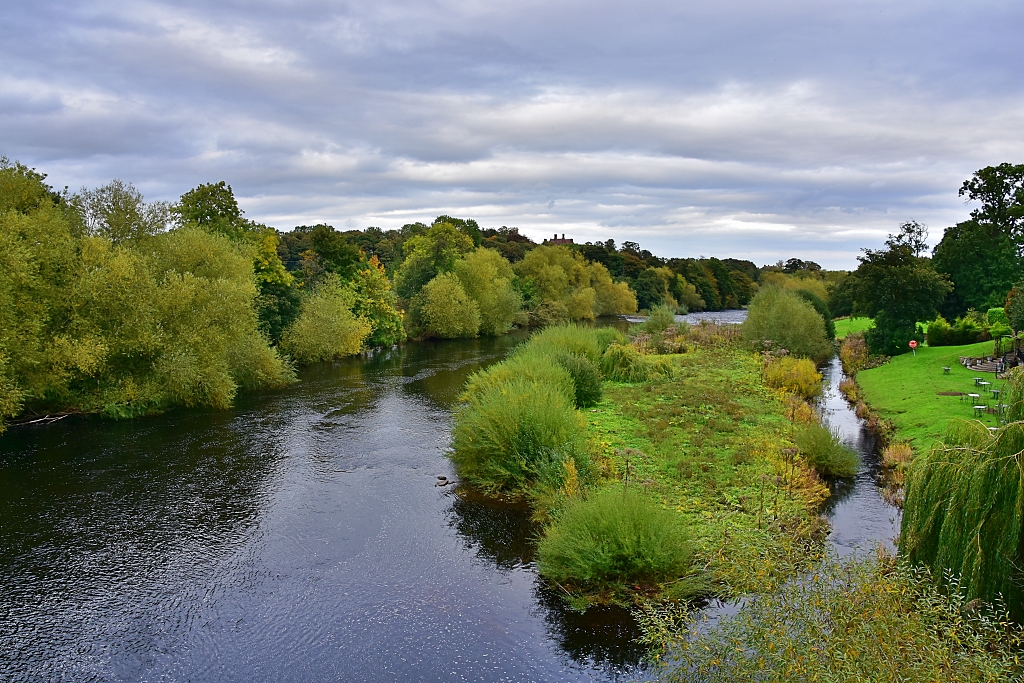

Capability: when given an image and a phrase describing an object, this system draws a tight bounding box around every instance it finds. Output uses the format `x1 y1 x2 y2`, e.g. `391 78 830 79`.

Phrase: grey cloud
2 0 1023 267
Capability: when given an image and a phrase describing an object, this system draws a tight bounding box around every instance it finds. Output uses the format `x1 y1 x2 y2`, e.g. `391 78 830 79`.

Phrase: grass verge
855 340 1004 450
833 316 873 339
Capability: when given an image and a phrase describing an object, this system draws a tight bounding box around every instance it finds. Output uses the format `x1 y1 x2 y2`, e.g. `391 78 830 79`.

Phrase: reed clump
601 343 674 383
839 332 869 375
552 351 603 408
451 377 589 493
453 324 613 494
795 423 859 477
537 487 695 590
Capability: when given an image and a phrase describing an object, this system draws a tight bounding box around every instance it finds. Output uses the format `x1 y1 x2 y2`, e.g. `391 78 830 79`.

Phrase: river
0 322 899 682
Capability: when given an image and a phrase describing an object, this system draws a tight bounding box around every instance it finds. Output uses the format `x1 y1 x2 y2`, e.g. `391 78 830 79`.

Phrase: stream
0 323 899 682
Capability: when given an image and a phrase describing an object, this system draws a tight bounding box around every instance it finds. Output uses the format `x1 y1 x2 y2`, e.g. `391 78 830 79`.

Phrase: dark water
818 357 902 556
0 335 647 682
0 329 896 682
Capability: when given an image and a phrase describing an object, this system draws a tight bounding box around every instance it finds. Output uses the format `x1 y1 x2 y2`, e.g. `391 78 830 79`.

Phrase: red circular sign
909 340 918 349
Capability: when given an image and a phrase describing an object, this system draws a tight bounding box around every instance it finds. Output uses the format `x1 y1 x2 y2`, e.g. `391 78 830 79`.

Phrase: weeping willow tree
900 367 1024 620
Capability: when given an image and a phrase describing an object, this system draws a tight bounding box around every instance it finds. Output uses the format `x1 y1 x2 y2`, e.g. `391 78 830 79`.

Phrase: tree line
825 163 1024 355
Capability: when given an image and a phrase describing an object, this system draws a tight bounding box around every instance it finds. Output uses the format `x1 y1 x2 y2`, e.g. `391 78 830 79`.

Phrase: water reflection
816 357 902 556
0 333 646 682
445 487 651 676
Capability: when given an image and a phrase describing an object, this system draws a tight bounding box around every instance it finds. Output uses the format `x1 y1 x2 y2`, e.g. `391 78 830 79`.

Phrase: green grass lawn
833 316 873 339
856 340 1005 450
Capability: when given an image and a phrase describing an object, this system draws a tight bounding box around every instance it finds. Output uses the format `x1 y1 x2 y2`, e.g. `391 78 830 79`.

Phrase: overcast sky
3 1 1023 267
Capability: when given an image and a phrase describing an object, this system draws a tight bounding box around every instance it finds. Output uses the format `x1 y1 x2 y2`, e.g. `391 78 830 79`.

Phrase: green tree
454 248 523 336
410 272 480 338
394 222 475 299
853 225 952 355
932 220 1021 317
73 180 170 244
433 215 482 247
309 224 363 280
280 274 372 362
741 287 832 362
959 163 1024 244
1005 283 1024 334
352 256 406 346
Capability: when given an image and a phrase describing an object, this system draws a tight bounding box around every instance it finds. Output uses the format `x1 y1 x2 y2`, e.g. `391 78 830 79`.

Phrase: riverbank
855 340 1002 450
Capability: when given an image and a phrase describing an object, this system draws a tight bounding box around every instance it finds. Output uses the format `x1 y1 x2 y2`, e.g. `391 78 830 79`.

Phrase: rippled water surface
0 334 648 682
1 324 899 682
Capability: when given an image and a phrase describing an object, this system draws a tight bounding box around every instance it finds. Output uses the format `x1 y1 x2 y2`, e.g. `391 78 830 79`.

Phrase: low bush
594 326 626 353
795 423 859 477
461 351 575 405
553 352 603 408
742 287 833 362
642 304 677 335
601 343 673 383
537 487 694 588
763 356 822 399
925 314 989 346
451 377 588 493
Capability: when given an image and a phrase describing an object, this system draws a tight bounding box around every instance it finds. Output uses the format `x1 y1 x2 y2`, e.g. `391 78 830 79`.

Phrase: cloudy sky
3 1 1023 267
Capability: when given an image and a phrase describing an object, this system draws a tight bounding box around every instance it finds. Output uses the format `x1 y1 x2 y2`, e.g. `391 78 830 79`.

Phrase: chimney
562 234 565 239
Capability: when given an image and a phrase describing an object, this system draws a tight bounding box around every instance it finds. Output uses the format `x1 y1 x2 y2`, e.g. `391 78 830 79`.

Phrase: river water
0 325 899 682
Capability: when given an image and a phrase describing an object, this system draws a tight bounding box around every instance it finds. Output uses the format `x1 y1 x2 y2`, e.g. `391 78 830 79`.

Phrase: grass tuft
537 487 694 589
795 423 859 477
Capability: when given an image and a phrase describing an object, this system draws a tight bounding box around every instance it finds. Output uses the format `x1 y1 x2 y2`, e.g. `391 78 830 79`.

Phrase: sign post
909 339 918 356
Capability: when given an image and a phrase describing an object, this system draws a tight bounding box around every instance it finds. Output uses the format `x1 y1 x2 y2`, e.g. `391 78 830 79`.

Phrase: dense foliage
741 287 832 362
650 555 1022 683
847 222 951 355
0 161 296 431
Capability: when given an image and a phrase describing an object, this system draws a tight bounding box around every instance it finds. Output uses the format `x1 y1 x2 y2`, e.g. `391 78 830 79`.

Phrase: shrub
763 356 822 399
280 275 372 363
987 307 1008 326
601 343 673 383
594 327 626 353
553 352 603 408
742 287 832 362
926 313 990 347
451 377 588 493
410 272 480 338
537 487 694 588
795 423 859 477
643 303 677 335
